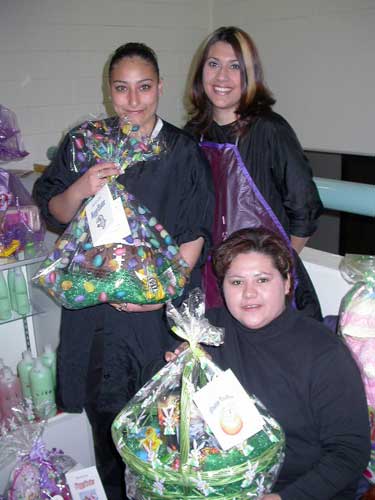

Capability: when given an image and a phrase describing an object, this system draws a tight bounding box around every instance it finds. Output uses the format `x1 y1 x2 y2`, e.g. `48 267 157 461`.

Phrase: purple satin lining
200 141 297 309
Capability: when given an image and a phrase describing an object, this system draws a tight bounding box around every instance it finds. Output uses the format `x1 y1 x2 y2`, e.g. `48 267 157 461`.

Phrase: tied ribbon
166 288 224 469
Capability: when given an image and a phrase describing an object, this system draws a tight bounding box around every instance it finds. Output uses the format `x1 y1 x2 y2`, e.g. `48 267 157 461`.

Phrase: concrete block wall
0 0 210 169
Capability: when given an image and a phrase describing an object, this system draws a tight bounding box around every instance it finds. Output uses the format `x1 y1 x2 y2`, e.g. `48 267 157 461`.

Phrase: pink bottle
0 367 22 424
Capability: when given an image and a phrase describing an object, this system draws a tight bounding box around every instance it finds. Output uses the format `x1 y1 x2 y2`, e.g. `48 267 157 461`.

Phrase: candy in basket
338 254 375 483
0 402 75 499
32 117 190 309
112 289 285 499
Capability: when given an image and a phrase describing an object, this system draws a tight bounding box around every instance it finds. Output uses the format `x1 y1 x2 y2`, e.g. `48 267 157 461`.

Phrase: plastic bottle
0 270 12 321
0 367 22 423
13 267 30 316
17 350 34 400
41 344 57 389
0 359 4 424
7 267 16 312
30 358 56 419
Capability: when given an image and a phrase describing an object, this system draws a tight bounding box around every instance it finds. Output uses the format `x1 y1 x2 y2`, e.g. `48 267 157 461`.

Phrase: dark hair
187 26 275 136
212 227 294 301
108 42 160 80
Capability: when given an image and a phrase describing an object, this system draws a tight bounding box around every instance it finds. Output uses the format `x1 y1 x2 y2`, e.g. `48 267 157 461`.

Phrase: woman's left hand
110 302 165 313
261 495 281 500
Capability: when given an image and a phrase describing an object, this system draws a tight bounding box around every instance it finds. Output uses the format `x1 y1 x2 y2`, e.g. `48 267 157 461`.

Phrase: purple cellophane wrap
0 105 28 162
200 142 294 309
0 168 45 253
0 405 75 499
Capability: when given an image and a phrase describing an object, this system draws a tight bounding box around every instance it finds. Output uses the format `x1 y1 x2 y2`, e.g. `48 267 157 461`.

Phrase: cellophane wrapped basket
112 289 285 499
32 117 190 309
0 402 75 499
338 254 375 483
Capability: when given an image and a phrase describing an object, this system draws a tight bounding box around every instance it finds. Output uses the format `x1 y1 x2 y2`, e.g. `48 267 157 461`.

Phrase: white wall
212 0 375 156
0 0 210 169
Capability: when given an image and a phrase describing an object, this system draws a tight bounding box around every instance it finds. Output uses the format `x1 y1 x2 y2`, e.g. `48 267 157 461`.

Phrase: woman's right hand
74 162 121 199
165 342 189 362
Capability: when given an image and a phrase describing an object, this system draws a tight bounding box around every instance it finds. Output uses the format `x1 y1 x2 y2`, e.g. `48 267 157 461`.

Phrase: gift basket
32 117 190 309
0 168 45 259
0 105 28 163
0 402 75 499
112 289 285 499
338 254 375 483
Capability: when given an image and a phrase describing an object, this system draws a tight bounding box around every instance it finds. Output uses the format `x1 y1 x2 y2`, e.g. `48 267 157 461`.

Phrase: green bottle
0 270 12 321
17 350 34 400
30 358 56 419
7 268 16 312
41 344 57 389
14 268 30 316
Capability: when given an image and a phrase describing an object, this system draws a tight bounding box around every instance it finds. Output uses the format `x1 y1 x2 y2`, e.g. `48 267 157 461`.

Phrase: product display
112 289 285 499
33 118 190 309
339 254 375 483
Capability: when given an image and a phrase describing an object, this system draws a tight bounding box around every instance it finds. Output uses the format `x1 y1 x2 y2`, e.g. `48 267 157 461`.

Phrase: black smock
204 306 371 500
186 112 324 320
33 118 214 499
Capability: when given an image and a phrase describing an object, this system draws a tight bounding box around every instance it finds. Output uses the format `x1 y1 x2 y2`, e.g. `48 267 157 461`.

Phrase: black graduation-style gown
33 118 214 414
185 112 324 320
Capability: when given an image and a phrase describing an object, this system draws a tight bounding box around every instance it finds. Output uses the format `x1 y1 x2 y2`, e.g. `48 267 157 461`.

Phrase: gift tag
193 369 265 450
86 184 130 246
65 465 107 500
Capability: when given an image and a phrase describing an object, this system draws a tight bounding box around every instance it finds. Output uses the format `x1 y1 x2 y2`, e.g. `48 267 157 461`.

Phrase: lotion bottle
14 267 30 316
0 367 22 423
41 344 57 389
17 350 34 400
0 270 11 321
7 267 16 312
30 358 56 419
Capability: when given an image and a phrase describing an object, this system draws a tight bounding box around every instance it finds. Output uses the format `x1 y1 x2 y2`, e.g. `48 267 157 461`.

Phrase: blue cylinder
314 177 375 217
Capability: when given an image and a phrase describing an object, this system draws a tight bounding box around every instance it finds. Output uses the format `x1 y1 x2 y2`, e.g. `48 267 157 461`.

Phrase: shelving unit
0 172 96 495
0 251 49 367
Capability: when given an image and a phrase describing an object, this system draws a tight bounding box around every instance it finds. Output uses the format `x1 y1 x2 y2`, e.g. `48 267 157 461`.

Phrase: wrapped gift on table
0 403 75 500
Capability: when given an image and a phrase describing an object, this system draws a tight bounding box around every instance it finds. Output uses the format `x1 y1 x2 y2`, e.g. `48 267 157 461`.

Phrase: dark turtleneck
205 306 370 500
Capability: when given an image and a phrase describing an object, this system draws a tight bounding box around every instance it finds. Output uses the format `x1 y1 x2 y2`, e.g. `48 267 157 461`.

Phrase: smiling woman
33 42 214 499
109 44 163 137
185 26 323 321
202 227 371 500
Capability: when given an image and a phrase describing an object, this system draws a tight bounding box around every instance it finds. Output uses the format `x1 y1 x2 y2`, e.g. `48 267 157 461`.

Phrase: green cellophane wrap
112 289 285 499
32 117 190 309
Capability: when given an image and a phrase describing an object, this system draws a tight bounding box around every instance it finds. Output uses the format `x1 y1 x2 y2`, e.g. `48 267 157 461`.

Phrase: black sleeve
280 342 370 500
172 137 214 265
33 133 80 231
271 116 323 237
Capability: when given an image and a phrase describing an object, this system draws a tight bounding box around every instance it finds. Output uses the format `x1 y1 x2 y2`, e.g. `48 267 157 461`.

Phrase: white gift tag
193 369 265 450
86 184 131 247
65 465 108 500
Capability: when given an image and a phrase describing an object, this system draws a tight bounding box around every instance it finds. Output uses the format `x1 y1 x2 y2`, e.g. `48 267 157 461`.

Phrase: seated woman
166 227 371 500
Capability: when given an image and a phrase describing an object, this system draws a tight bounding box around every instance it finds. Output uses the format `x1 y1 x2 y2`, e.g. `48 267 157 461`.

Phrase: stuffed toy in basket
112 289 285 499
32 117 190 309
